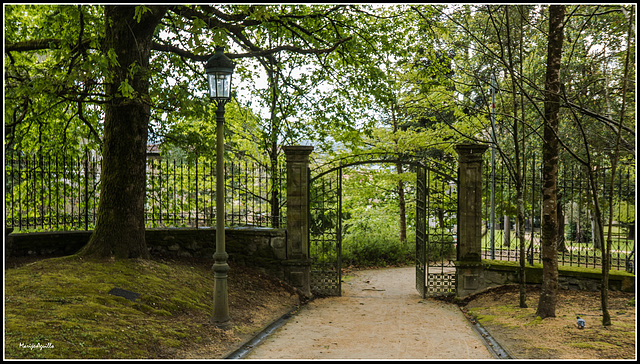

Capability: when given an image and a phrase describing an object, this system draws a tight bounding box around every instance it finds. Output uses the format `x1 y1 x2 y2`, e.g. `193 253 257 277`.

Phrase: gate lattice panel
309 168 342 296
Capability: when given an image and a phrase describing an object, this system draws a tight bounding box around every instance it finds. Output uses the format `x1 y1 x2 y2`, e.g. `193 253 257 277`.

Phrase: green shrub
341 209 416 267
343 235 415 267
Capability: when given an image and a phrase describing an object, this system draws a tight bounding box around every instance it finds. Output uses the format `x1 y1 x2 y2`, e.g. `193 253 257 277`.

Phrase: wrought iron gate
416 162 457 298
309 160 457 298
309 167 342 296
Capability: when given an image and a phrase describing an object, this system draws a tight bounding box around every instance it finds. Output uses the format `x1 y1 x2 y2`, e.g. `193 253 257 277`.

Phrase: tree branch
562 102 635 135
152 36 352 61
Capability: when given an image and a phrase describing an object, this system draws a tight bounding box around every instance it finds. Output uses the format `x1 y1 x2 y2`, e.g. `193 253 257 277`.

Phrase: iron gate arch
308 158 458 298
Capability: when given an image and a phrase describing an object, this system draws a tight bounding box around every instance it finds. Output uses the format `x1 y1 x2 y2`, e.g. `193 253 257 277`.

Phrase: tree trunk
557 196 567 252
602 7 633 326
503 215 511 247
396 162 407 243
78 5 167 259
391 103 406 243
268 61 281 229
536 4 565 319
511 5 528 308
590 210 602 250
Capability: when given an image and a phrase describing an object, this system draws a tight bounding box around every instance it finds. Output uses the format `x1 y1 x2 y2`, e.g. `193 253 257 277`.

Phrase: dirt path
244 266 493 359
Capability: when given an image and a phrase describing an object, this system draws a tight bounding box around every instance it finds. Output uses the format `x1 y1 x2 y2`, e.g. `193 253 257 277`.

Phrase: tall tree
5 4 356 259
79 6 168 258
602 5 634 326
536 4 565 319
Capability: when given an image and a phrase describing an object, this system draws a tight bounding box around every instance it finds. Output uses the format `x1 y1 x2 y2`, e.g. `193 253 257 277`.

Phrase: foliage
342 207 416 267
4 4 635 277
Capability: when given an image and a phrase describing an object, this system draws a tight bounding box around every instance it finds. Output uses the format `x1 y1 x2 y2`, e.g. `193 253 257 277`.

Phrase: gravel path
245 266 493 359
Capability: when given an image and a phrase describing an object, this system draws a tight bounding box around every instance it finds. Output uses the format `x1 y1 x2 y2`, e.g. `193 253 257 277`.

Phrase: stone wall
482 260 634 293
5 227 287 279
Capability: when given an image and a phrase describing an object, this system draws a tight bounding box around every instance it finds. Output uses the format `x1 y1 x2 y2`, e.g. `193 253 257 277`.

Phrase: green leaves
117 79 135 98
134 5 151 23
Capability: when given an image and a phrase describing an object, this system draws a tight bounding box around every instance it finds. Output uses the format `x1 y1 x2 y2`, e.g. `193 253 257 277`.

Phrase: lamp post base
211 254 230 327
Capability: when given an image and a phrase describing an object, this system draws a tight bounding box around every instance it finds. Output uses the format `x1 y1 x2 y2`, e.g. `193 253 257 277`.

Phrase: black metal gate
416 162 457 298
309 160 457 298
309 167 342 296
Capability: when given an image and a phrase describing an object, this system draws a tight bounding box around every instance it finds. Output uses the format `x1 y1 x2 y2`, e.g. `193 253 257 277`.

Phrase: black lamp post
205 46 235 327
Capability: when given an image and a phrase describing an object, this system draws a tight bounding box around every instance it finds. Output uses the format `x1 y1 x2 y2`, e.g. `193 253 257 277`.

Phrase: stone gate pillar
283 145 314 298
455 143 488 297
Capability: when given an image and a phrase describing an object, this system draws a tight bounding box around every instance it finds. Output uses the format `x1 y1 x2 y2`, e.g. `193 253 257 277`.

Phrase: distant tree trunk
397 162 407 243
78 5 167 259
536 4 565 319
590 210 603 250
503 215 511 247
557 196 567 252
516 5 528 309
391 104 407 243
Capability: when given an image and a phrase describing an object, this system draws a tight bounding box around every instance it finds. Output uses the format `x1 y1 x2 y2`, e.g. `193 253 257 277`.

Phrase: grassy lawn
4 255 299 359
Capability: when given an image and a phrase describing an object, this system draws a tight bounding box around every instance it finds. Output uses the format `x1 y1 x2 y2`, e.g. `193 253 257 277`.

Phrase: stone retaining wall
482 260 634 293
5 227 287 279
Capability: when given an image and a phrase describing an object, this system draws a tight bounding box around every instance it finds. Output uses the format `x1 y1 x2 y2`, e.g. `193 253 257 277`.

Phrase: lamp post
205 46 235 327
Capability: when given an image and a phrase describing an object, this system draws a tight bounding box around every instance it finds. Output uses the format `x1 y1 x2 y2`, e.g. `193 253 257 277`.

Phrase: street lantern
206 46 236 101
205 46 235 327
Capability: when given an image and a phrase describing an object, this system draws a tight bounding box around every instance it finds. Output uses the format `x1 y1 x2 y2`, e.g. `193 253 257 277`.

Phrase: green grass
524 316 544 326
4 256 218 359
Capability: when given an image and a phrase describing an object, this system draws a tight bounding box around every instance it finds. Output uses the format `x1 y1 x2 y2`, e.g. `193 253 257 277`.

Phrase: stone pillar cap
455 143 488 162
283 145 314 154
454 143 489 153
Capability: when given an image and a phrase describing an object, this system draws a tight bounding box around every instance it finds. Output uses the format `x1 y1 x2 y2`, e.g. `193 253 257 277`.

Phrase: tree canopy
4 5 636 316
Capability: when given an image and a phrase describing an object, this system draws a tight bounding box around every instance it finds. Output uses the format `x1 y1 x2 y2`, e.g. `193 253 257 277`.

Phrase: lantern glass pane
208 73 232 99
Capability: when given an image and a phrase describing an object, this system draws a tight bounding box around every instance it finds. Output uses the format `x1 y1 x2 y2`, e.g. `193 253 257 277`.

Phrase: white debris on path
245 266 494 359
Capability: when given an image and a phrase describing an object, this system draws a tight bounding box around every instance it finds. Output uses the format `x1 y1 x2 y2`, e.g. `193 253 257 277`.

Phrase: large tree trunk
79 5 167 259
536 4 565 319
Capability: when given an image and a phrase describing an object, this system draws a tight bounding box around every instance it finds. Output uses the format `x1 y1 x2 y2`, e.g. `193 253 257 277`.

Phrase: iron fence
482 154 635 273
5 149 286 232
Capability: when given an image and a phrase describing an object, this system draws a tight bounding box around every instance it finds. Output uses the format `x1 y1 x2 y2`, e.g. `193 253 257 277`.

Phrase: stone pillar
283 145 314 298
454 143 488 297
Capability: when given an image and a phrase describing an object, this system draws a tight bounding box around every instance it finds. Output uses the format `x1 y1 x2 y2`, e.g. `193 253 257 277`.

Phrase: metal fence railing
5 149 286 232
482 154 635 273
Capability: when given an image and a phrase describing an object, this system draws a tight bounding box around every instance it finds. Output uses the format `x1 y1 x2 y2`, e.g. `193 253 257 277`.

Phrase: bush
343 235 415 267
341 210 415 267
